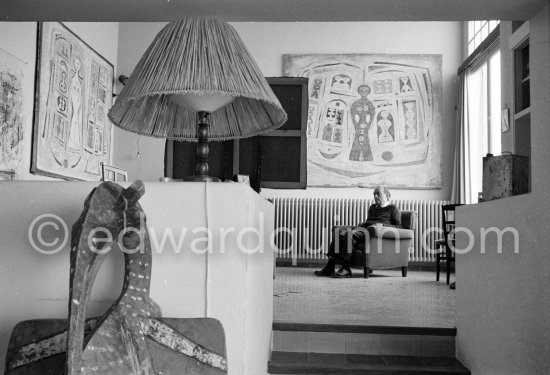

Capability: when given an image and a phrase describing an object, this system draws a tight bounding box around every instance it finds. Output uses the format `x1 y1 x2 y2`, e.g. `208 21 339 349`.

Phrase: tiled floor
273 267 455 328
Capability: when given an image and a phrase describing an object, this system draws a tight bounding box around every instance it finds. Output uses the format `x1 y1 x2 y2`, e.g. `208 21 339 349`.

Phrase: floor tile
345 332 381 354
308 331 346 353
382 355 424 366
270 351 308 364
346 354 385 366
308 352 347 366
419 335 455 357
380 334 419 356
273 330 309 352
421 356 462 367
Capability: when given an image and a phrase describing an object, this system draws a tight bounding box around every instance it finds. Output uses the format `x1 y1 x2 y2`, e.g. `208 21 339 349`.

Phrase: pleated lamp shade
108 18 287 141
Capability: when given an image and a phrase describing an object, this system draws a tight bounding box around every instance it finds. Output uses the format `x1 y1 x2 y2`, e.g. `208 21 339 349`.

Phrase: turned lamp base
183 111 222 182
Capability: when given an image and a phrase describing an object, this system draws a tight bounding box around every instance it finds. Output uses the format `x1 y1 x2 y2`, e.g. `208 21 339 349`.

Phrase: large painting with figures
283 54 443 188
31 22 113 180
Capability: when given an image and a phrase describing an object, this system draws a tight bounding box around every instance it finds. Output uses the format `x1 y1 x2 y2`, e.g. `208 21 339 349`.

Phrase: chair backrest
401 210 418 230
442 204 463 252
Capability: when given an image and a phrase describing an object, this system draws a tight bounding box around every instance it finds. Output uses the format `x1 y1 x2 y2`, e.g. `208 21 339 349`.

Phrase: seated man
314 185 402 278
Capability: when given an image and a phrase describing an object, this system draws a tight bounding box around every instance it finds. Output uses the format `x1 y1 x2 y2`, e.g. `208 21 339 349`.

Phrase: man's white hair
374 185 391 199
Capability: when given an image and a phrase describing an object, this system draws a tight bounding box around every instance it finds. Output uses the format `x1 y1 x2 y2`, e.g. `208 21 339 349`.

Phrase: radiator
266 197 450 263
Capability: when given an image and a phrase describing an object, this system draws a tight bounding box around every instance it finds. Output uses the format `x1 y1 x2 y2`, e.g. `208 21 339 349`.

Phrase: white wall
0 22 119 180
115 21 462 201
113 23 166 182
455 4 550 374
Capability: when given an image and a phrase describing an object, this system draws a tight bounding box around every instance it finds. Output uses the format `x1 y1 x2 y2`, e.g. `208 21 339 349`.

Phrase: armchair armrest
368 226 414 240
334 225 414 240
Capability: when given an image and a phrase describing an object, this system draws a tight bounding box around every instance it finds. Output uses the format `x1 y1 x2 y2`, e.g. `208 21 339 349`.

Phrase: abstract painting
283 54 443 188
0 48 25 176
31 23 113 180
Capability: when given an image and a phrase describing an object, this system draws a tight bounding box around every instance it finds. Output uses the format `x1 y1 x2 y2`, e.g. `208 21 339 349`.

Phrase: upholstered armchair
338 211 418 278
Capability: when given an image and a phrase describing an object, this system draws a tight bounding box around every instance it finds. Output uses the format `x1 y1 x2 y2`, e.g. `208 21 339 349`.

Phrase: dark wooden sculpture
6 181 227 375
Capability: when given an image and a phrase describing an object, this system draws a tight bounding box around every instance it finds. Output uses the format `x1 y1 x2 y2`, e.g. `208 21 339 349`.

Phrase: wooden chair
435 204 463 284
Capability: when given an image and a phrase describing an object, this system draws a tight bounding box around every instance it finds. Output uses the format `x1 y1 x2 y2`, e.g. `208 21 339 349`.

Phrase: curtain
451 71 472 204
452 51 500 205
452 27 501 204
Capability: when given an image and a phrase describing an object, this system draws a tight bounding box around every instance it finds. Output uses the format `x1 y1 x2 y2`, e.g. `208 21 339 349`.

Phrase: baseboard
276 258 325 268
275 259 454 272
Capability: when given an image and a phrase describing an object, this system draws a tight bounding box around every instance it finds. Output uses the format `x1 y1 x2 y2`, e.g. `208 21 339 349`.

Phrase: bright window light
467 20 500 56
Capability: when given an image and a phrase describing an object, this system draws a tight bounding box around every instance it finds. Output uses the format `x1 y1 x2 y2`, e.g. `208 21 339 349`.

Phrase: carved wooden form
6 181 227 375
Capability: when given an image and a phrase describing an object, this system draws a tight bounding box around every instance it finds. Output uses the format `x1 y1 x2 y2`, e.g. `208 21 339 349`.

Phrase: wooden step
268 351 471 374
272 323 456 358
273 322 457 335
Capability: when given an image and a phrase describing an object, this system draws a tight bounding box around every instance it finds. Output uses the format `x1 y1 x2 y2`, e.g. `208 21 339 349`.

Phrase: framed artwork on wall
284 53 443 189
101 162 128 182
0 48 26 178
31 22 113 180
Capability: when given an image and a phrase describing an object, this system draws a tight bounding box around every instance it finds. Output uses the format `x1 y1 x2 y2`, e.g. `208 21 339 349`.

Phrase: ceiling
1 0 547 22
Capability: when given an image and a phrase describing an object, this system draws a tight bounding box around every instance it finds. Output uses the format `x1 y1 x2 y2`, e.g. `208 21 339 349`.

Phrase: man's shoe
331 268 352 278
314 268 333 277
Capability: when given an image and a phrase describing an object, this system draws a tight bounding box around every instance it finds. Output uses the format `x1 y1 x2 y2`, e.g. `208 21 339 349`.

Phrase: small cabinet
167 77 308 190
513 39 531 161
238 77 308 189
509 21 531 192
514 40 530 116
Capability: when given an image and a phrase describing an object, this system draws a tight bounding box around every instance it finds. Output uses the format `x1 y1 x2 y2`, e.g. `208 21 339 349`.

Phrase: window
466 48 501 198
453 22 502 203
467 20 500 55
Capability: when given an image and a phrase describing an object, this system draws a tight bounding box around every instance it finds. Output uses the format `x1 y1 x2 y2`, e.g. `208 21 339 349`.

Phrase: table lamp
108 18 287 181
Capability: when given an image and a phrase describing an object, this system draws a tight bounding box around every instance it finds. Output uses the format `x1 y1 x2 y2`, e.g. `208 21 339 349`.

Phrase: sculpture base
183 175 221 182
